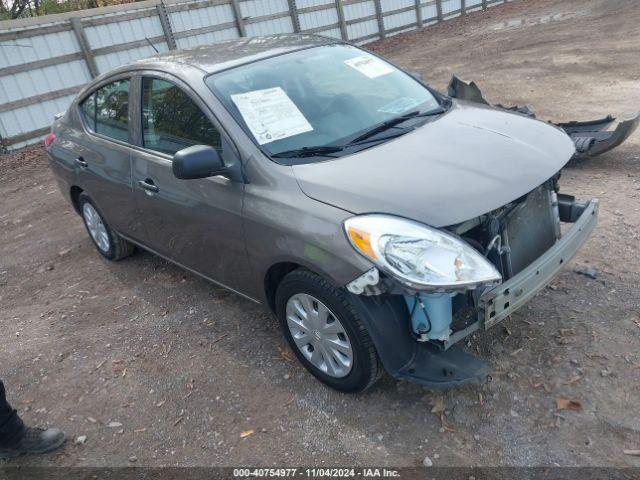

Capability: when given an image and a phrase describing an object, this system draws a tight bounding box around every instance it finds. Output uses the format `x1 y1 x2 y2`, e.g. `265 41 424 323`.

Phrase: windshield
206 44 441 162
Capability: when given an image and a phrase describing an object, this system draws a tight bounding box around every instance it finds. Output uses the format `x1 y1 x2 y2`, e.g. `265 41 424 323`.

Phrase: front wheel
275 269 380 393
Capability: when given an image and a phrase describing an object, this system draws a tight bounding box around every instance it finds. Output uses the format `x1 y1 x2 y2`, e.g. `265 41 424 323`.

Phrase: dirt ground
1 0 640 468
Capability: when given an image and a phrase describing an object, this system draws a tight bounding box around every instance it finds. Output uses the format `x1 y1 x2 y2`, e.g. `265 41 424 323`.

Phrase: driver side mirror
173 145 225 180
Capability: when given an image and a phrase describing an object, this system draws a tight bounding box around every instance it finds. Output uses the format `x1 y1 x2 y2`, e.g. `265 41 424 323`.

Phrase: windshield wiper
270 106 446 159
346 107 446 145
271 145 344 159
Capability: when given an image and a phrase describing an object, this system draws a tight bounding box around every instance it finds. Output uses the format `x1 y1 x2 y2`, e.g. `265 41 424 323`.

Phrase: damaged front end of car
343 179 598 387
447 74 640 162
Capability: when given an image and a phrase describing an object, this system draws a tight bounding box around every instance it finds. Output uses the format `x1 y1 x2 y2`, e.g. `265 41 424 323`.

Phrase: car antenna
145 37 159 54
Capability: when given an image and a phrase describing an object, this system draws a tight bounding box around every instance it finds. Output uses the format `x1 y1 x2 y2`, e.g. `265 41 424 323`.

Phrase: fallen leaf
240 429 255 438
438 413 456 432
555 396 582 411
277 346 294 362
430 397 445 414
563 375 582 385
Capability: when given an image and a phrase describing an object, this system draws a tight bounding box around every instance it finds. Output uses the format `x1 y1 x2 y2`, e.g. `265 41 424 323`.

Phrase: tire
275 268 380 393
78 193 135 261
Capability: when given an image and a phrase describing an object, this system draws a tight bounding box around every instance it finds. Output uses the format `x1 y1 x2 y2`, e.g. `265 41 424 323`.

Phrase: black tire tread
111 230 136 261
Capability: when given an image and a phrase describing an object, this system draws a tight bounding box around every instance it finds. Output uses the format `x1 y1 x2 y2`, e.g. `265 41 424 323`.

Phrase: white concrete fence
0 0 507 150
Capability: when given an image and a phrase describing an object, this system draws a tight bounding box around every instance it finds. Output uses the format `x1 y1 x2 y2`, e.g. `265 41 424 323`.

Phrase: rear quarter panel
48 117 80 209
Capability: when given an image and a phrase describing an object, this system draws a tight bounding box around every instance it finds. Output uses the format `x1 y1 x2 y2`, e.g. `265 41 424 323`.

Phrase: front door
131 75 253 297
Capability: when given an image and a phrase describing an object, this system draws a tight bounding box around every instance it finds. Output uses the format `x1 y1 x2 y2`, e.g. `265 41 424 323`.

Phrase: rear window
80 79 130 142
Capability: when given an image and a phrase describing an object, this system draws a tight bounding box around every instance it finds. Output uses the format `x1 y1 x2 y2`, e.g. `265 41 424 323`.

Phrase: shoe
0 427 66 459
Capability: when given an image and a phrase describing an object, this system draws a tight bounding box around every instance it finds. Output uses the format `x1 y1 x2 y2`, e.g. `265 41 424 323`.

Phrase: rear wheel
275 269 380 392
79 194 135 261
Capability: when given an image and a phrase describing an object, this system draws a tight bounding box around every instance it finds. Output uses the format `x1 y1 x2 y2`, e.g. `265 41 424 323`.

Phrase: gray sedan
46 34 598 392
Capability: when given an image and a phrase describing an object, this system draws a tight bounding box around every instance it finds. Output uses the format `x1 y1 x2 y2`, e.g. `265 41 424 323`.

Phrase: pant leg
0 380 25 446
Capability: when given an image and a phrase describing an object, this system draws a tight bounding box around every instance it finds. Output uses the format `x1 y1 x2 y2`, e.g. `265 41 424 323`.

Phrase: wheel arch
263 260 348 313
70 185 84 215
264 262 302 313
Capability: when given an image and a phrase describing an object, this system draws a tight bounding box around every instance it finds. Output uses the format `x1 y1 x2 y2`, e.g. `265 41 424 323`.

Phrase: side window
141 77 221 156
80 79 130 142
81 93 96 128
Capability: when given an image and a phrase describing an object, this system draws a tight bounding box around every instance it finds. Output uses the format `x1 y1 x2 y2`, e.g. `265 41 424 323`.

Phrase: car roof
127 34 339 75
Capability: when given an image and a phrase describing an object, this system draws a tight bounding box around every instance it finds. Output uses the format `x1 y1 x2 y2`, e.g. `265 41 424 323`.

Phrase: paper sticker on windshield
344 55 395 79
378 97 423 115
231 87 313 145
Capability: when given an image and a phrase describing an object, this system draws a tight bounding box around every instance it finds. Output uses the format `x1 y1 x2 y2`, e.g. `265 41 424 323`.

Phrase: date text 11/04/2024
233 468 401 477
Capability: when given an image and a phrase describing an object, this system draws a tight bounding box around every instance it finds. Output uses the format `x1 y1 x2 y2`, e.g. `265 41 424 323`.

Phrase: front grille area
456 182 561 282
502 185 559 277
450 181 564 336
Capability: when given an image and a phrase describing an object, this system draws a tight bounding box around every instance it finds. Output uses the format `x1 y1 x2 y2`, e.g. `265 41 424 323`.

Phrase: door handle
75 157 88 168
138 179 159 193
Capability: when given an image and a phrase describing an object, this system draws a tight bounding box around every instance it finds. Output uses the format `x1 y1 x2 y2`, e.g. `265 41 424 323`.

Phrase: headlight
344 214 501 290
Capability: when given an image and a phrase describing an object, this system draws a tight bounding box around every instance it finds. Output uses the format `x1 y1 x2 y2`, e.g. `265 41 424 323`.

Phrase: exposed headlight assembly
344 214 502 291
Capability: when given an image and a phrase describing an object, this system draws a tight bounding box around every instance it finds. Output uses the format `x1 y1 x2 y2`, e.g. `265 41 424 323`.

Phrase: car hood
292 99 575 227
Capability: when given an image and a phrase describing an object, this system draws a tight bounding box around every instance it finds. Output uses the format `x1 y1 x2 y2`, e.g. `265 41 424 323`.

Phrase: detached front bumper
480 198 599 329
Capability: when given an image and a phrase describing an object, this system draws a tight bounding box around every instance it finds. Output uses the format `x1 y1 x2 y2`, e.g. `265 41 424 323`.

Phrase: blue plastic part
349 294 488 387
404 292 453 341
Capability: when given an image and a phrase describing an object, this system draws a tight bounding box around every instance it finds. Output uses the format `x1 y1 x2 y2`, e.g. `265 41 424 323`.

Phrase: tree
1 0 31 19
0 0 142 20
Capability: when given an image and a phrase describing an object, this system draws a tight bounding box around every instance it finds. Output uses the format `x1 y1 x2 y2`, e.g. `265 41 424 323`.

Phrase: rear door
75 76 142 239
130 73 252 295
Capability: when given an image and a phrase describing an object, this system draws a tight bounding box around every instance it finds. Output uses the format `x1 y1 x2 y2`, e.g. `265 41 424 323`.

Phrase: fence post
373 0 385 38
287 0 301 32
436 0 443 21
156 3 177 50
70 17 99 78
230 0 247 37
481 0 487 9
414 0 423 27
335 0 348 40
460 0 465 15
